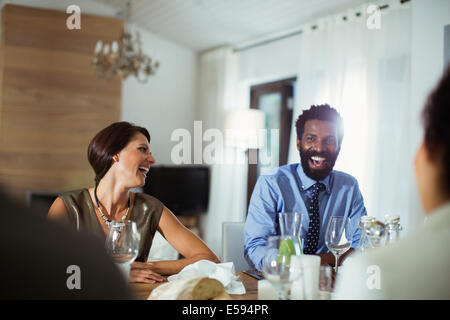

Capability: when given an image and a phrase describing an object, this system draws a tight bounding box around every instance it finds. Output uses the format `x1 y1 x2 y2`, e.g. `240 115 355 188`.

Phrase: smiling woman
48 122 219 283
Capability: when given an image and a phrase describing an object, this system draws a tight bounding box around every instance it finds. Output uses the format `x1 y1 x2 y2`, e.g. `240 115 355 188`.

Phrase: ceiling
94 0 369 52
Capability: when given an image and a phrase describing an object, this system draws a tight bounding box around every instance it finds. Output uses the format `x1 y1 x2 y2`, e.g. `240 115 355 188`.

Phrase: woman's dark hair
87 121 150 186
295 104 344 146
422 65 450 194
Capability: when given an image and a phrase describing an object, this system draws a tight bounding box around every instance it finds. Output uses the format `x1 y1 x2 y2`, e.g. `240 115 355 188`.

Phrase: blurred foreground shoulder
0 192 131 299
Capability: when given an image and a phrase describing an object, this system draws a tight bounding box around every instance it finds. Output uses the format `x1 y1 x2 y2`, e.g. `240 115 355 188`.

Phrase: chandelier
92 1 159 83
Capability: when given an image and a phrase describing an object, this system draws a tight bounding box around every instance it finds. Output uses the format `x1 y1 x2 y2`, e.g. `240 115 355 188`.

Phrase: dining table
130 270 260 300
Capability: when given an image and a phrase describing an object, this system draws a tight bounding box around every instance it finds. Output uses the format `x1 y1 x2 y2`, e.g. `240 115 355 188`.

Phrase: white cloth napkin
167 260 246 295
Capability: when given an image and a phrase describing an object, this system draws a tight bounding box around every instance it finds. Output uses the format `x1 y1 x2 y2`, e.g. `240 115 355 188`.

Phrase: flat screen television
143 165 210 216
26 190 60 218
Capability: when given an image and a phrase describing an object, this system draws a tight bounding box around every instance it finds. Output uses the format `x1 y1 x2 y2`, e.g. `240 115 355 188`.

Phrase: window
247 77 296 207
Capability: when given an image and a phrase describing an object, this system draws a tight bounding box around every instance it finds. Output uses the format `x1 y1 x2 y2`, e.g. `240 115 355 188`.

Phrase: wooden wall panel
0 4 123 203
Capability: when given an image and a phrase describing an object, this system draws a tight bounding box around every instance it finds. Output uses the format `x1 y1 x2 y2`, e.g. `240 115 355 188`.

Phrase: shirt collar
296 163 331 194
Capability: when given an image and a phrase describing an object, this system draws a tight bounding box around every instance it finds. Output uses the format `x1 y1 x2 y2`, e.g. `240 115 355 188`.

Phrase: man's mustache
302 150 333 160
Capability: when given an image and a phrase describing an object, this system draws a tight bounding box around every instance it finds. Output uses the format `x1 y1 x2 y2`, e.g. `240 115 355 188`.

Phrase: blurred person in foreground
0 190 131 299
48 122 219 284
244 104 367 271
334 66 450 299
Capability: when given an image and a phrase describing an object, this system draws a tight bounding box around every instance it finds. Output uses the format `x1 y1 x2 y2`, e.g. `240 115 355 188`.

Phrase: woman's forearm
149 253 220 276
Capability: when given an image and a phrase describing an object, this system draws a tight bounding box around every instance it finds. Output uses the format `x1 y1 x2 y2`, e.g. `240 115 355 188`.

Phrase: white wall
408 0 450 230
121 24 197 165
238 34 301 86
411 0 450 112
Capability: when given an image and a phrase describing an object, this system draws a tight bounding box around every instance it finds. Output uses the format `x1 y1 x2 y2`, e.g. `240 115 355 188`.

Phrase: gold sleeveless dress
59 188 163 262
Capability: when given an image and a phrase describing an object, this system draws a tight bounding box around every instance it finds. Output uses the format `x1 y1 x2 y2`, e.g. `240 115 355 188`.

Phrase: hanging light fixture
92 1 159 83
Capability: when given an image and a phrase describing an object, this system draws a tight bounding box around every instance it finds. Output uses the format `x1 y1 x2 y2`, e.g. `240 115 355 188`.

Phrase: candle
94 40 103 54
103 44 110 55
112 41 119 53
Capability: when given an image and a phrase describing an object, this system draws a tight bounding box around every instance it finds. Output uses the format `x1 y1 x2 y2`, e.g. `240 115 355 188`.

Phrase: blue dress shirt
244 163 367 271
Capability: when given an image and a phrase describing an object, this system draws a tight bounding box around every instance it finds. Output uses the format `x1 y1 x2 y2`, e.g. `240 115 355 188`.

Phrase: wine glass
278 212 308 255
105 220 139 281
262 235 303 300
325 216 352 273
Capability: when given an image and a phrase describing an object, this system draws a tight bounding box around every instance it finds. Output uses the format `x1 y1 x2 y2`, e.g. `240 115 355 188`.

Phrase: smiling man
244 104 367 271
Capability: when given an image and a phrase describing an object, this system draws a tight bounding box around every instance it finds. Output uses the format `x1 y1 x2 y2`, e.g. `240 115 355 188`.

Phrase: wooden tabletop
130 271 259 300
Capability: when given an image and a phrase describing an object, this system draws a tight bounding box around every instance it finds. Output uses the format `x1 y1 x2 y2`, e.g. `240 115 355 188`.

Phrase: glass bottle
357 216 376 252
384 214 402 245
366 220 386 248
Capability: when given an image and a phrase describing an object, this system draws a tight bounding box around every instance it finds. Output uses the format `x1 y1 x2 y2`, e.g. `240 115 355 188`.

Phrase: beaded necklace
94 185 130 227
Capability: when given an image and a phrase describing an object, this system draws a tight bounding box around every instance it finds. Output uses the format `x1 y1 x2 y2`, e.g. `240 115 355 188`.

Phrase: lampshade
225 109 266 149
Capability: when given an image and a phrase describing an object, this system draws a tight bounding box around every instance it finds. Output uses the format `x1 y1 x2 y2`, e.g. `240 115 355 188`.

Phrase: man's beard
299 147 339 181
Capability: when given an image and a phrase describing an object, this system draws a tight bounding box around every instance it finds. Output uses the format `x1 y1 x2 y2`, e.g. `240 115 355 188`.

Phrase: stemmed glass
262 235 303 300
105 220 140 281
278 212 308 255
325 216 353 273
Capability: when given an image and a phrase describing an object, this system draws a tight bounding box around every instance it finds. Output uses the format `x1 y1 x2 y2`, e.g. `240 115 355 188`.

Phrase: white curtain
287 0 416 231
197 47 248 259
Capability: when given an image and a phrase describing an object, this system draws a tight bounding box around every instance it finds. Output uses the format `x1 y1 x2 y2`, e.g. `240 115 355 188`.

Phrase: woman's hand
129 262 165 284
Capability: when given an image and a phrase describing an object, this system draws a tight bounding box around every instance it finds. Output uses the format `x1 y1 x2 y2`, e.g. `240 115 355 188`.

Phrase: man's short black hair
422 65 450 195
295 104 344 145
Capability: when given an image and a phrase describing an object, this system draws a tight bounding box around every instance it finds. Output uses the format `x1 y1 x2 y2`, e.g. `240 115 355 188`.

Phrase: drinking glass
105 220 139 281
325 216 352 273
278 212 308 255
317 266 333 300
262 235 303 300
